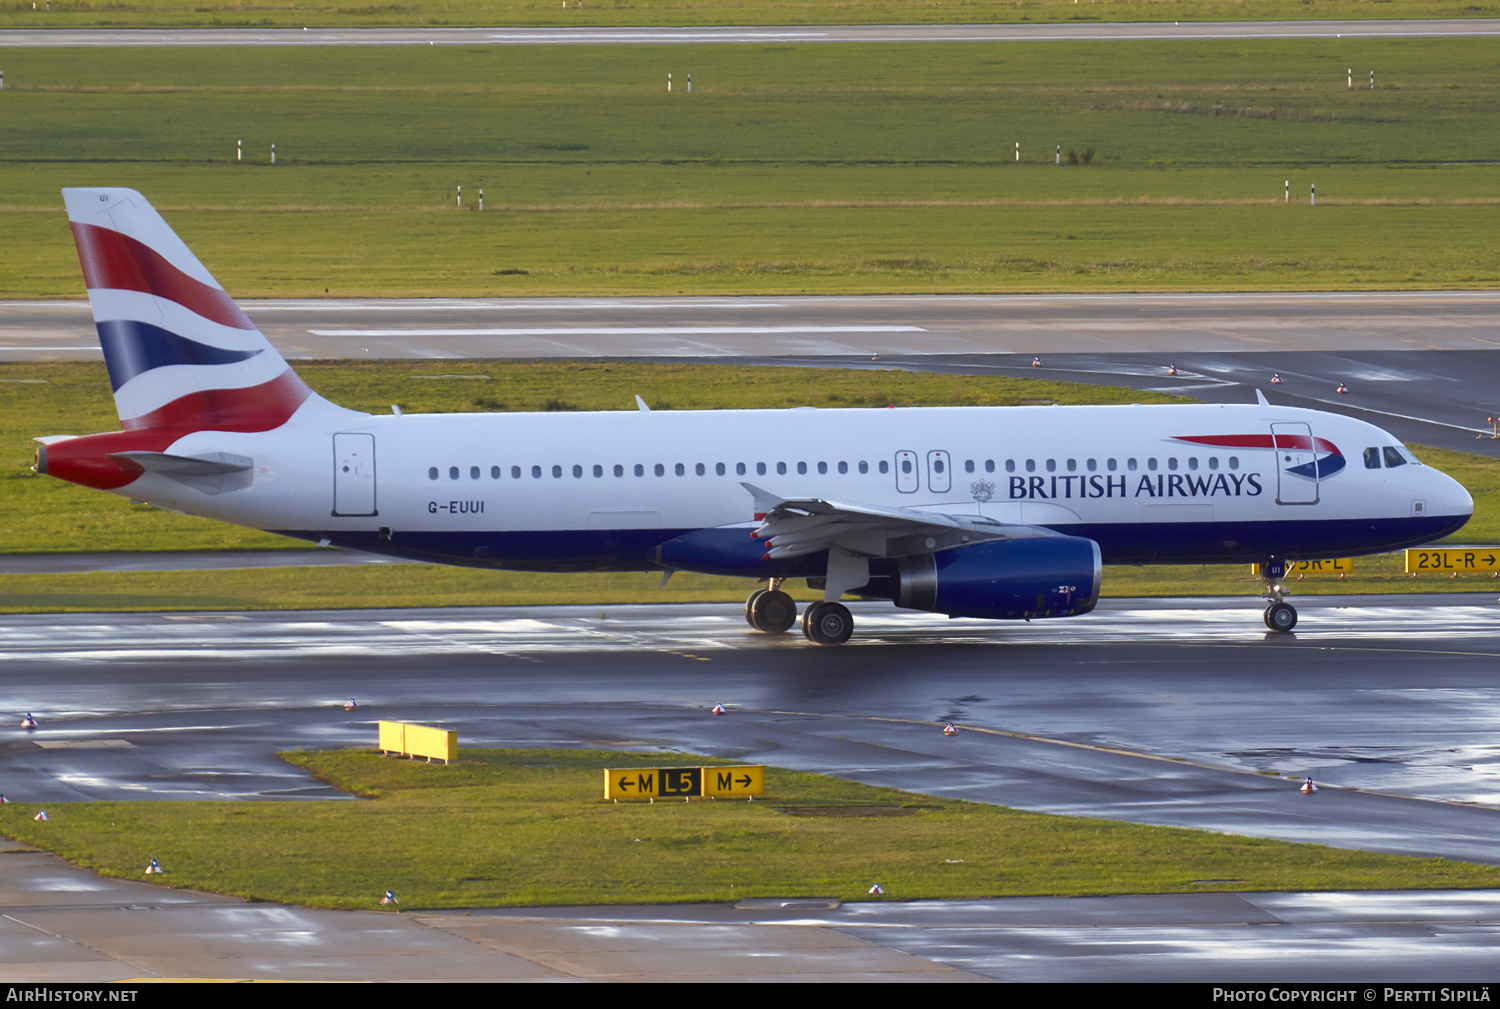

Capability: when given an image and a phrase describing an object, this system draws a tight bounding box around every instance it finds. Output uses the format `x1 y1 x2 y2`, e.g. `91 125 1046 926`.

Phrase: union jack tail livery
64 187 317 433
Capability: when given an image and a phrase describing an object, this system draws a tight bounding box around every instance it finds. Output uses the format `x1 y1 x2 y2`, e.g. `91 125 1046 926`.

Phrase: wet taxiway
4 597 1500 857
4 597 1500 981
4 848 1499 982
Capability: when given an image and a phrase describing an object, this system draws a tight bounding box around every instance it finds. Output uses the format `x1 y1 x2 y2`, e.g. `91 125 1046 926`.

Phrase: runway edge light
1301 777 1318 794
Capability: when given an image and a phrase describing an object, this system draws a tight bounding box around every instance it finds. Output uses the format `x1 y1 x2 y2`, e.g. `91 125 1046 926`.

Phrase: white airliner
37 188 1473 643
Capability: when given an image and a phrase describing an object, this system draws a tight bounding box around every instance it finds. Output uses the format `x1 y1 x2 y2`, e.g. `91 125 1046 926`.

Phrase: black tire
1267 602 1298 633
745 589 767 630
802 601 854 646
1263 607 1275 629
752 589 797 634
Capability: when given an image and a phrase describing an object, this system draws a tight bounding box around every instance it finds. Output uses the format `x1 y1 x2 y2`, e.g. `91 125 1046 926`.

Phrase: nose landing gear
1260 558 1298 634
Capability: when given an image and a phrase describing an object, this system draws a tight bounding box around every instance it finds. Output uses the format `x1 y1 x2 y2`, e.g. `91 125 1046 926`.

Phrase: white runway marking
308 325 927 337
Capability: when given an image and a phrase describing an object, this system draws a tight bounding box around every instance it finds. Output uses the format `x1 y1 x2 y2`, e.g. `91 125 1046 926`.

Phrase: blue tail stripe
96 319 263 391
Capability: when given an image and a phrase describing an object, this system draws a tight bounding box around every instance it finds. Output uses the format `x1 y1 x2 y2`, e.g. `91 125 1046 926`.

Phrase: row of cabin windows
1003 456 1240 474
427 454 1242 482
430 460 891 481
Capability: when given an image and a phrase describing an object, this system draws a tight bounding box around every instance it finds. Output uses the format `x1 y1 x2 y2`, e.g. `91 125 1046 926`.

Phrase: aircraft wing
742 481 1060 561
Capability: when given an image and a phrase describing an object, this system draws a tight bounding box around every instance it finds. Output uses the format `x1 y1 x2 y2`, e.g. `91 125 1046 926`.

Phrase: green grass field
2 39 1497 295
1 0 1491 30
5 748 1496 909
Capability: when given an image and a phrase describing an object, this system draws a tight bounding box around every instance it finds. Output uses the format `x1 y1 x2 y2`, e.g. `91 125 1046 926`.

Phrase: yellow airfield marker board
1405 547 1500 575
701 765 766 798
1250 559 1353 576
604 765 765 800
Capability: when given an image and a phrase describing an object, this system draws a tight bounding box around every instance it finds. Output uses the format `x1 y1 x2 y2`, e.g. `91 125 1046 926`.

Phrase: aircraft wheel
1262 607 1274 629
745 589 767 630
802 601 854 646
751 589 797 634
1266 602 1298 633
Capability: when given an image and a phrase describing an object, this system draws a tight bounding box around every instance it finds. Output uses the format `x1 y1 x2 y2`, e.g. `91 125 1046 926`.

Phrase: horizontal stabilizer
108 450 253 495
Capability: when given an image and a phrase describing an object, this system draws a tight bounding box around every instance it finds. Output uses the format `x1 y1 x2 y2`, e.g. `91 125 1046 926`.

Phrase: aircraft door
1271 422 1318 505
927 450 951 493
895 450 919 493
333 432 378 516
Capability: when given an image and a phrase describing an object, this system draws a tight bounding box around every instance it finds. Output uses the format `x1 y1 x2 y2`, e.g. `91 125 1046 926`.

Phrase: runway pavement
4 850 1499 982
7 292 1498 454
4 596 1500 981
2 19 1497 48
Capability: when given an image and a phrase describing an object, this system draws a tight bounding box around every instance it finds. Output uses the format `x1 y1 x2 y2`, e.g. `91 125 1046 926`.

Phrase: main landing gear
744 581 854 645
744 581 797 634
1260 558 1298 634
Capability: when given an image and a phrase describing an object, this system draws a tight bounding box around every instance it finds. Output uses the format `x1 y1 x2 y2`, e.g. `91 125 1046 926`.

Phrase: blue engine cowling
891 536 1102 620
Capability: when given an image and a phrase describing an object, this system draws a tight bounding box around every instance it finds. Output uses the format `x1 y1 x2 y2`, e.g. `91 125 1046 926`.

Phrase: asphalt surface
4 853 1499 982
2 19 1498 47
4 597 1500 981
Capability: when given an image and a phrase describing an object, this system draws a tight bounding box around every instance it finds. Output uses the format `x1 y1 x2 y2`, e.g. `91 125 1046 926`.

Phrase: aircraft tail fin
63 188 320 433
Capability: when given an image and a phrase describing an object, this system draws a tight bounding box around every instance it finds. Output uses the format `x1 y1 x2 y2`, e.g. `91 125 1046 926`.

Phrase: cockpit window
1383 446 1407 468
1364 447 1381 470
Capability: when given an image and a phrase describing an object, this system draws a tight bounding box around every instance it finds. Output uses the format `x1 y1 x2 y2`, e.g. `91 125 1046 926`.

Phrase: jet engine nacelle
891 536 1102 620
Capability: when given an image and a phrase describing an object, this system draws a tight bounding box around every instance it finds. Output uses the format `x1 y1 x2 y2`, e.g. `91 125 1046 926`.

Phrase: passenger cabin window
797 462 808 475
634 464 645 477
838 461 848 475
1045 459 1056 473
675 463 685 476
573 465 583 478
736 463 746 476
879 460 889 474
964 459 975 473
858 461 869 474
985 460 995 473
655 464 665 477
532 465 542 479
614 464 625 477
777 462 788 475
449 466 460 480
757 463 767 476
716 463 726 476
428 467 439 480
1005 460 1016 473
491 466 501 479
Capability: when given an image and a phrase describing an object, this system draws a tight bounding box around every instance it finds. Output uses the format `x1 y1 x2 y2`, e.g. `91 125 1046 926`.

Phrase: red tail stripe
122 369 312 432
71 222 256 332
